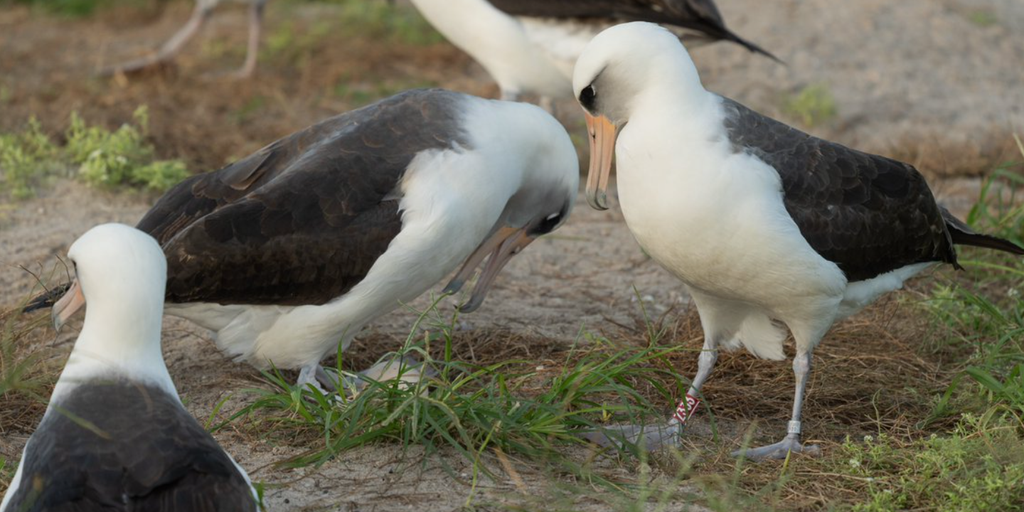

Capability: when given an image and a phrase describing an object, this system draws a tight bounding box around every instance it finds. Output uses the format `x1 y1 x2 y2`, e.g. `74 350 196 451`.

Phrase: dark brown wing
136 89 469 306
486 0 776 59
6 381 255 512
719 96 959 282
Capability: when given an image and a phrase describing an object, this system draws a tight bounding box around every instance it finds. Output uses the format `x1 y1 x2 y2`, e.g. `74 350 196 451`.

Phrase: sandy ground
1 0 1022 510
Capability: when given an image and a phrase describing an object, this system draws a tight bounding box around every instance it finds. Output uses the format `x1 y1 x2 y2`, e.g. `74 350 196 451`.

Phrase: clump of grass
923 137 1024 420
838 414 1024 511
0 107 188 199
225 297 688 490
967 10 999 28
262 19 334 67
0 285 62 495
67 106 189 190
0 118 62 199
783 83 838 128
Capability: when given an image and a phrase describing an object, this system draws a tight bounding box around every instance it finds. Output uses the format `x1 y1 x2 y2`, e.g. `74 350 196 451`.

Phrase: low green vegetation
331 0 445 46
225 296 689 491
7 0 111 18
967 10 999 28
783 83 838 128
827 142 1024 511
0 107 188 199
840 417 1024 511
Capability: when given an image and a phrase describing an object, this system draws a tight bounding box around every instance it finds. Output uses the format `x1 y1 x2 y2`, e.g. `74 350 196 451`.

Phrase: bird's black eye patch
579 85 596 110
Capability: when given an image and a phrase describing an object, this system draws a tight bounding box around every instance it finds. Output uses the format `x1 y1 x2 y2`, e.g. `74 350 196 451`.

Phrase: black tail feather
723 30 783 64
22 282 72 314
942 208 1024 256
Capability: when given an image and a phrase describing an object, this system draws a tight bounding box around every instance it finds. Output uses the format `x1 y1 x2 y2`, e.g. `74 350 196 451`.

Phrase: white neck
52 292 176 403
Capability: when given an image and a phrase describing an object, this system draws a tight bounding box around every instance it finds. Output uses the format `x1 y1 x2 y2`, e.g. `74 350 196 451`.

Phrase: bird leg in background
235 0 265 78
101 2 213 76
732 350 821 460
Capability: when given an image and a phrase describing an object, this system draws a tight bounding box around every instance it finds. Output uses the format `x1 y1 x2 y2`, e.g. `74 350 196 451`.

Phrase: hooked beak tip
456 298 483 314
586 190 610 211
441 280 463 296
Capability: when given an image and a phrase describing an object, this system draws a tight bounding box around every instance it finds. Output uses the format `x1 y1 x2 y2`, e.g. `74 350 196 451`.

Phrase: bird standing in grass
103 0 266 78
408 0 776 111
26 89 579 395
572 22 1024 460
1 224 258 512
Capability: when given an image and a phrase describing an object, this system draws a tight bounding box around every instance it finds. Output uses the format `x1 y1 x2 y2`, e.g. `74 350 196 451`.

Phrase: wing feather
720 96 958 282
137 89 469 306
6 382 255 512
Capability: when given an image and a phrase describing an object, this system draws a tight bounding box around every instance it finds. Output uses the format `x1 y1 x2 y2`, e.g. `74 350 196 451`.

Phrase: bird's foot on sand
582 422 683 452
732 434 820 461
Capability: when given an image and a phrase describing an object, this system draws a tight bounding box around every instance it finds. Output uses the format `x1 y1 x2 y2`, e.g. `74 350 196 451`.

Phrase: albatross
102 0 266 77
409 0 776 109
27 89 578 393
1 224 257 512
572 22 1024 460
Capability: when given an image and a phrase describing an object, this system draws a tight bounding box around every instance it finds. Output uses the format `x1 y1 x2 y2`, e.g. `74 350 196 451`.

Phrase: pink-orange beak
584 112 618 211
443 225 536 313
52 280 85 331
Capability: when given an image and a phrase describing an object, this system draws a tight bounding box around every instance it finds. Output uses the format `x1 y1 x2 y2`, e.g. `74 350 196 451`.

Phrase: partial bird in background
102 0 266 78
409 0 777 110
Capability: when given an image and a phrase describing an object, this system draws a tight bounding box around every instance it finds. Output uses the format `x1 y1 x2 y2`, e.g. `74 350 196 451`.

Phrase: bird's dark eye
534 212 562 235
579 85 596 110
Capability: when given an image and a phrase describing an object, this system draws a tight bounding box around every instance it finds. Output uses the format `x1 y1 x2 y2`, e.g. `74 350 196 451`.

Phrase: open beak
584 112 618 211
442 225 536 313
52 280 85 331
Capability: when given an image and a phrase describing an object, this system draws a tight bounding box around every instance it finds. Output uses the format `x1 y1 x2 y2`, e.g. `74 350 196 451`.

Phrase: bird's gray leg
500 90 520 102
234 0 264 77
103 2 212 74
732 350 821 460
296 364 334 396
584 336 718 451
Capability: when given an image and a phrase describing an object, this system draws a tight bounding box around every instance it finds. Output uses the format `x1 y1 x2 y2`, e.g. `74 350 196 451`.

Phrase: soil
1 0 1021 510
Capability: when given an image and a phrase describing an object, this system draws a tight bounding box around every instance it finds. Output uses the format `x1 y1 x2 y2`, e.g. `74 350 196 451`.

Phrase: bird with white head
2 224 258 511
572 22 1024 460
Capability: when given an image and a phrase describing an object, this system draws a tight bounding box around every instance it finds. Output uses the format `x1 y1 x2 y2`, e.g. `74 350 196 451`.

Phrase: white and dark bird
572 23 1024 459
27 89 579 393
1 224 258 512
103 0 266 77
409 0 776 108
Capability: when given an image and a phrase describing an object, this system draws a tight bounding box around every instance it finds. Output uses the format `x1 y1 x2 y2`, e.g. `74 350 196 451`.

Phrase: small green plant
67 107 189 190
0 118 61 199
967 10 999 28
783 83 838 128
0 107 188 199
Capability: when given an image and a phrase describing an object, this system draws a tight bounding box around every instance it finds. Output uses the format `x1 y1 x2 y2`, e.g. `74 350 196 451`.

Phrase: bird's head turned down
441 103 578 313
52 223 167 331
573 22 704 210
